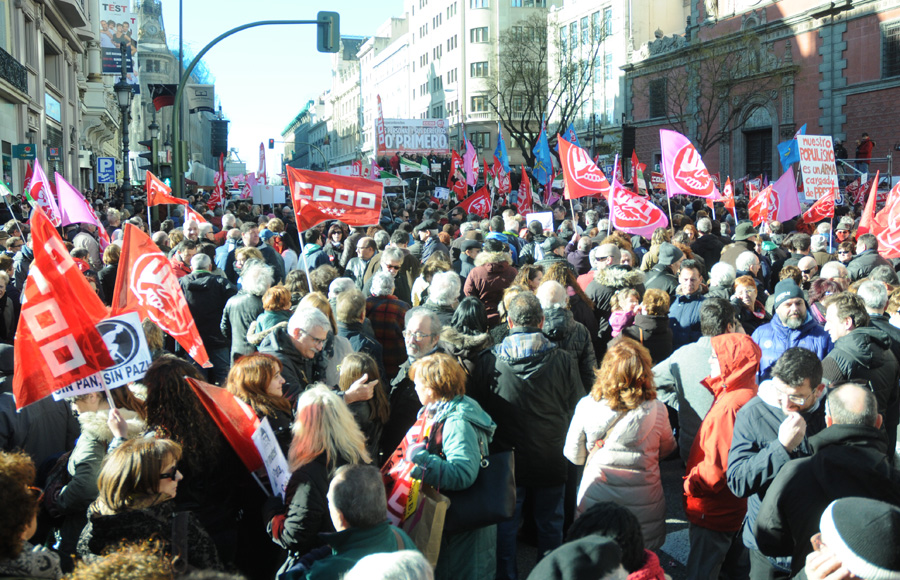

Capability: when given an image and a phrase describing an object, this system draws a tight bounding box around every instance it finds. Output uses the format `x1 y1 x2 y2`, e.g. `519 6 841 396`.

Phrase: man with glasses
727 347 828 580
797 256 819 291
345 237 376 290
821 291 899 453
363 245 414 305
3 237 23 258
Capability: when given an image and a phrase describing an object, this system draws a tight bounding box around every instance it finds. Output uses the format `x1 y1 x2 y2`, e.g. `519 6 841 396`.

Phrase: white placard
432 187 450 200
252 417 291 498
525 211 553 233
252 184 286 205
797 135 839 201
53 312 152 400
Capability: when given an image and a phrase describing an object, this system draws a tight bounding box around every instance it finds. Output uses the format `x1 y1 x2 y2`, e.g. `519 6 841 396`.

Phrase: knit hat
526 536 622 580
772 279 805 311
657 242 684 266
819 498 900 580
734 222 759 242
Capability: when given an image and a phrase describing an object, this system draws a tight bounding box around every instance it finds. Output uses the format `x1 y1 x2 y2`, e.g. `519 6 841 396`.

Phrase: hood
833 326 892 368
474 251 512 267
249 320 288 346
595 266 645 289
809 425 900 499
495 328 557 376
541 307 575 341
440 327 493 353
0 344 13 376
303 243 323 257
436 395 497 438
77 408 145 441
704 334 762 396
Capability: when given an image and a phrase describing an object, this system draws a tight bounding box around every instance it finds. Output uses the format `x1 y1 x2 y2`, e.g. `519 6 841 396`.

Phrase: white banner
383 119 449 155
797 135 839 201
252 417 291 498
252 184 286 205
186 84 215 114
53 312 152 400
525 211 553 232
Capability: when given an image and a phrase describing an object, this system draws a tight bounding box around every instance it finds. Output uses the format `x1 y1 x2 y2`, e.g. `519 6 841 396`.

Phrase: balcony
0 47 27 94
54 0 89 29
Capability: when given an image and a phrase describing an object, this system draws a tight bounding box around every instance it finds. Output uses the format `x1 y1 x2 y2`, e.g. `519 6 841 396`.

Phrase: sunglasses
160 467 180 480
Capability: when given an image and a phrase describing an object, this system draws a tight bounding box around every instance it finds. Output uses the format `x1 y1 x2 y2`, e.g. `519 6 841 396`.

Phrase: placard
52 312 152 400
797 135 839 201
251 184 286 205
252 417 291 498
524 211 553 232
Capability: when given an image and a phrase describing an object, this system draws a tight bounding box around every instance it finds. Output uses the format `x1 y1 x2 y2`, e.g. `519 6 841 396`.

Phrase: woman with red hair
226 353 293 453
564 339 676 550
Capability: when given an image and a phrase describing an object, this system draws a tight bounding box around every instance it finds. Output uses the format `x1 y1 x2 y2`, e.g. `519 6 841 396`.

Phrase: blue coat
751 312 833 382
668 293 706 351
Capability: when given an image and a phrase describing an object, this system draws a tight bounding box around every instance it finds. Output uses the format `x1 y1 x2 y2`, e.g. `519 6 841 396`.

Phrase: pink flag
29 160 62 226
55 173 101 227
660 129 721 200
464 137 478 187
610 175 668 239
771 167 802 221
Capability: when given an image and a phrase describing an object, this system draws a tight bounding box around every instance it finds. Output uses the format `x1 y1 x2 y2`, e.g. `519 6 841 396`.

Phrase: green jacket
304 521 414 580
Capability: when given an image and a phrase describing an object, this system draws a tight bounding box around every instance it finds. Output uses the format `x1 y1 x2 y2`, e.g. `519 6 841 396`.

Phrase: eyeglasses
800 268 816 275
27 486 43 504
384 264 401 271
773 384 811 405
160 467 180 480
838 250 851 255
403 330 434 340
299 329 327 347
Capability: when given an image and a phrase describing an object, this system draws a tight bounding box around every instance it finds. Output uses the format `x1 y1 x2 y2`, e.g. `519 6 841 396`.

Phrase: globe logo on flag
567 142 610 195
672 144 714 196
130 253 193 337
97 319 140 367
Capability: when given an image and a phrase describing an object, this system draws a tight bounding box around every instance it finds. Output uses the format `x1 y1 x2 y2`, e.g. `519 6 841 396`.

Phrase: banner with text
797 135 839 201
99 2 139 92
383 119 449 155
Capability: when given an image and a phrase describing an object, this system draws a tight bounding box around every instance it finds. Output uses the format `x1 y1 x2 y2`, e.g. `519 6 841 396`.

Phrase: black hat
772 279 805 311
819 498 900 580
414 219 438 233
658 242 684 266
526 536 622 580
541 236 566 252
734 222 759 242
461 239 482 252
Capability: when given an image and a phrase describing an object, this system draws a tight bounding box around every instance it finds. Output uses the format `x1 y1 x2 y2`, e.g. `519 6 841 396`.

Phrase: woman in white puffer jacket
564 338 676 550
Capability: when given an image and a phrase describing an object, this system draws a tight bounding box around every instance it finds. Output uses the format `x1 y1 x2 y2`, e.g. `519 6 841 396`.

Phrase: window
433 45 443 59
447 35 457 51
471 0 488 7
569 23 577 53
470 61 489 77
649 78 667 119
559 26 567 54
447 2 457 18
432 105 444 118
604 7 612 37
884 20 900 78
606 96 615 123
24 19 36 66
604 53 613 79
581 17 589 47
43 42 61 88
448 100 459 115
447 68 458 83
470 27 489 43
432 76 443 91
471 95 488 112
512 0 522 5
471 132 491 149
512 95 526 112
592 11 601 41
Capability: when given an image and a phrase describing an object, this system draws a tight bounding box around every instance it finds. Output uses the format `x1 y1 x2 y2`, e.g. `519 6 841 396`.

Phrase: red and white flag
111 224 210 367
187 376 264 472
208 153 226 210
517 166 533 216
659 129 721 200
13 208 114 408
146 171 188 207
558 136 611 200
286 167 383 232
375 95 387 153
458 186 492 219
609 177 668 239
858 171 881 236
493 156 511 196
802 186 836 224
258 143 267 185
185 206 208 224
21 162 33 199
721 178 735 209
28 160 62 226
873 180 900 235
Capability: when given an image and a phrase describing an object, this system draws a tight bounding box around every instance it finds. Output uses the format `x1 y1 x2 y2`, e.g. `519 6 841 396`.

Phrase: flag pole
666 194 675 234
0 194 24 238
297 234 314 293
251 470 272 497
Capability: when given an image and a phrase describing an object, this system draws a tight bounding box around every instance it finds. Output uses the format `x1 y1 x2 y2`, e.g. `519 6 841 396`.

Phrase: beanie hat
526 536 622 580
658 242 684 266
772 279 805 312
819 498 900 580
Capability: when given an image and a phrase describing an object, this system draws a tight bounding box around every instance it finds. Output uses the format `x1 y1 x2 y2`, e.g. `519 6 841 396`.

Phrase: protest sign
797 135 839 201
525 211 553 232
252 418 291 498
383 119 450 155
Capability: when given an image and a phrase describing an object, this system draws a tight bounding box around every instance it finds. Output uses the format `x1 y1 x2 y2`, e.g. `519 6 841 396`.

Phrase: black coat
644 264 679 300
181 271 238 350
691 234 725 269
542 307 597 393
621 314 673 365
847 249 892 281
756 424 900 575
98 263 118 306
337 321 386 379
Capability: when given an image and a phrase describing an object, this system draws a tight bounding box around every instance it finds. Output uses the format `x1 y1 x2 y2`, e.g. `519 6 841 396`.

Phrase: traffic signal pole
171 14 339 199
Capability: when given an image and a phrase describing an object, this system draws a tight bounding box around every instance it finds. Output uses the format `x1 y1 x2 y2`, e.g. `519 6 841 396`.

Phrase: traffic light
137 137 158 173
268 138 275 150
317 11 340 53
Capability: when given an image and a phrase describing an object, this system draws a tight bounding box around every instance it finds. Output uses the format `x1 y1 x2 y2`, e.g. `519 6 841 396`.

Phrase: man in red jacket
684 333 762 579
855 132 876 175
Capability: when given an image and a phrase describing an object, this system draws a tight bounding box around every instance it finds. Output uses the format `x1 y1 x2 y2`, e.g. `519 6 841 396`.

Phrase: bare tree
487 13 605 167
640 32 792 155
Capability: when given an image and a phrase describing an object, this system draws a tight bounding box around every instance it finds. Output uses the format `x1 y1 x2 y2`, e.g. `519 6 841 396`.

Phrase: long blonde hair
288 384 370 472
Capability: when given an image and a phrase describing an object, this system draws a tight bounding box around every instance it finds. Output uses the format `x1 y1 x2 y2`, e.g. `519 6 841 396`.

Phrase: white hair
459 222 475 234
288 306 331 335
504 217 519 232
709 262 736 287
735 251 759 272
536 280 567 309
382 246 404 264
198 223 214 236
820 261 848 281
811 234 828 253
697 217 712 233
427 271 461 307
239 261 274 297
222 214 237 228
344 551 434 580
328 277 356 300
370 271 395 297
858 280 889 311
190 253 211 271
817 222 832 234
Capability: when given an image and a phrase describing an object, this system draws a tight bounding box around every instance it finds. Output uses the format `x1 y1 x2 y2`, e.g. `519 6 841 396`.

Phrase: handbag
401 483 450 567
441 441 516 535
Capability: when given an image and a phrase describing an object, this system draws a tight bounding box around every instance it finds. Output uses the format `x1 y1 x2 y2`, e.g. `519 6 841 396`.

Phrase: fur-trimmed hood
474 251 512 267
594 265 645 289
77 407 145 441
440 326 493 354
247 320 288 346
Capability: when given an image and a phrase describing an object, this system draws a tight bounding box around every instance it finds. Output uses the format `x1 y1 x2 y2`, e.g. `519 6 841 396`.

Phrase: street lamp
114 43 134 213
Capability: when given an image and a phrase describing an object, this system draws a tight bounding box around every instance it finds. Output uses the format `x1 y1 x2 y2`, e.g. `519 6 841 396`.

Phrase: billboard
797 135 839 201
383 119 449 155
100 2 140 92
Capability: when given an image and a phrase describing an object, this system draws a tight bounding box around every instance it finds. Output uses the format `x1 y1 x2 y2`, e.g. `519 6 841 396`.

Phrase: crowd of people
0 186 899 580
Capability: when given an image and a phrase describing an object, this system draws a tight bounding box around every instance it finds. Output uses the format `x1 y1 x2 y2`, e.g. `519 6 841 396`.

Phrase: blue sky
159 0 405 176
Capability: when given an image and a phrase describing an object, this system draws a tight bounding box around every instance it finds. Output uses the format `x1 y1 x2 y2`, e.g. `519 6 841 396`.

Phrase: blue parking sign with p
97 157 115 184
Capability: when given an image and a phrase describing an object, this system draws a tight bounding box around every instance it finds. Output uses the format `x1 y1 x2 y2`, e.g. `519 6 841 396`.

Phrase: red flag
722 178 735 209
494 156 511 195
858 171 881 235
458 186 492 219
517 166 532 216
146 171 189 207
609 179 668 238
558 136 611 200
748 185 773 226
12 209 114 408
286 167 383 231
209 153 226 210
447 150 463 189
185 206 208 224
111 224 211 367
802 186 835 224
186 377 264 472
631 150 647 195
21 162 33 199
29 160 62 226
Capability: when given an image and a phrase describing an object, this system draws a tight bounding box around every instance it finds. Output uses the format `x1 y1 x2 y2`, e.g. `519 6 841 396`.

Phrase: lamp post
114 43 134 213
149 114 160 175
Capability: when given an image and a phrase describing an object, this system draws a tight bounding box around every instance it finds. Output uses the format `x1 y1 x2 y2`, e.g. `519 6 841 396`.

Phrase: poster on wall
100 2 140 93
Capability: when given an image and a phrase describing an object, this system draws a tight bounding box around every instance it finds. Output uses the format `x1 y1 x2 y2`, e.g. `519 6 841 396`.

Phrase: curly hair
641 288 670 316
226 353 291 417
566 502 646 573
592 338 657 410
512 264 543 289
66 540 174 580
0 451 38 560
408 352 467 400
143 355 222 471
543 262 593 310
